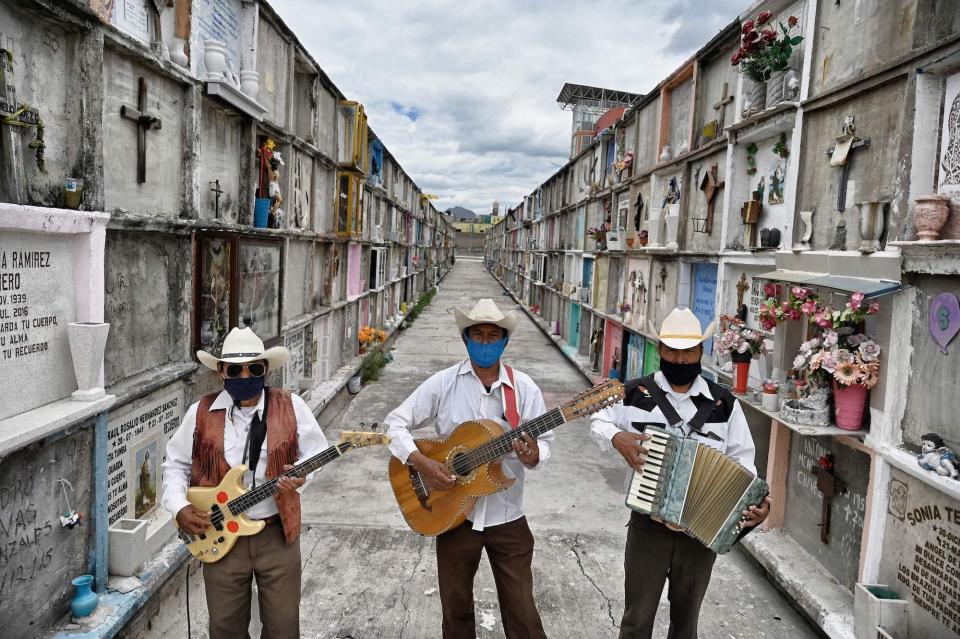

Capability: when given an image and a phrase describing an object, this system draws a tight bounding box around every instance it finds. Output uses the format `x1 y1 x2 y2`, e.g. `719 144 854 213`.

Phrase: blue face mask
223 375 266 402
464 333 509 368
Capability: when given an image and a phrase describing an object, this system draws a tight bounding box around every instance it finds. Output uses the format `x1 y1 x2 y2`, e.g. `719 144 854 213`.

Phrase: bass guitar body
181 465 264 563
388 419 515 536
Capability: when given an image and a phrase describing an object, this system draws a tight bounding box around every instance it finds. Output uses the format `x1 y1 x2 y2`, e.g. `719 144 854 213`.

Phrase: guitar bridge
408 465 432 512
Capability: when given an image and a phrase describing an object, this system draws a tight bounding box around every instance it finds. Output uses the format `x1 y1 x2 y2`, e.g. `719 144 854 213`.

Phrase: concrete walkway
146 257 819 638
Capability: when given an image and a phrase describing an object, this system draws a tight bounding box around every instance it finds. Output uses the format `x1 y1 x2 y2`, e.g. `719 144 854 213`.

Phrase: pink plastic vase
833 381 868 431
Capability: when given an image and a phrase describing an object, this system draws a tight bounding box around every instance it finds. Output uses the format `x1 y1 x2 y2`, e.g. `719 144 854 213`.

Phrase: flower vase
833 381 868 430
169 38 189 68
203 39 229 80
745 81 766 116
70 575 99 618
856 200 888 253
731 351 752 394
765 70 785 107
762 391 779 411
912 194 951 241
68 322 110 401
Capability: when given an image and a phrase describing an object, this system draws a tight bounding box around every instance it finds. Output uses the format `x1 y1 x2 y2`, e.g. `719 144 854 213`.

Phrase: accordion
626 425 768 554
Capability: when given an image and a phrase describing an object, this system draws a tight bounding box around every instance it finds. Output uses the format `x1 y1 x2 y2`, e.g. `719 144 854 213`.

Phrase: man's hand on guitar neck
176 504 211 535
409 451 457 491
612 432 652 473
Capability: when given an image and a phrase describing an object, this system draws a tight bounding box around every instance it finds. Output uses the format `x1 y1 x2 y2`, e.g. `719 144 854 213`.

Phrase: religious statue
634 192 645 231
917 433 959 479
663 177 681 207
628 270 647 328
268 155 285 229
768 159 785 205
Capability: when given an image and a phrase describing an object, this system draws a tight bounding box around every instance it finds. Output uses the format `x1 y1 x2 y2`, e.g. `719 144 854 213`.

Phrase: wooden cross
209 179 223 219
712 82 734 135
699 164 724 234
120 76 162 184
811 456 847 544
735 272 749 309
825 116 869 212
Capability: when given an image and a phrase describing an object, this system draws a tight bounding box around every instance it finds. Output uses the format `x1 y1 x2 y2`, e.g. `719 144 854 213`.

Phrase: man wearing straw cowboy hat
161 327 327 639
590 308 771 639
384 298 551 639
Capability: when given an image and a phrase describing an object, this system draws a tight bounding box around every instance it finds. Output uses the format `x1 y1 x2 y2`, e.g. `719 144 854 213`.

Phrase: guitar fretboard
227 442 350 515
460 407 566 470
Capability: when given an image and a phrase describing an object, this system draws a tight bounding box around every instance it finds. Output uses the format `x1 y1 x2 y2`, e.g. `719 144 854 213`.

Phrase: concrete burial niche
877 469 960 638
0 204 108 420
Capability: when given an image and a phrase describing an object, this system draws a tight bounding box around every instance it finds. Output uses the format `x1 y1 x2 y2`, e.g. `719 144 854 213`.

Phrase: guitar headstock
560 380 625 421
339 431 391 449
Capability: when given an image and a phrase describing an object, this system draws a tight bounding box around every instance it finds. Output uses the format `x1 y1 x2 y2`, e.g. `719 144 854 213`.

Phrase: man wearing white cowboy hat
384 298 551 639
161 327 328 639
589 308 771 639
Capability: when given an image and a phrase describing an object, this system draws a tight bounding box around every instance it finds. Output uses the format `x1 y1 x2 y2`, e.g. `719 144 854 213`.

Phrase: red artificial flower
818 454 833 471
745 29 761 43
741 20 755 34
757 11 772 25
761 29 777 43
788 15 799 27
731 49 743 65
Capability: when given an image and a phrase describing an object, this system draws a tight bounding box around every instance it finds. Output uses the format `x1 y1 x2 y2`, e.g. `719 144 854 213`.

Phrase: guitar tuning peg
371 422 379 431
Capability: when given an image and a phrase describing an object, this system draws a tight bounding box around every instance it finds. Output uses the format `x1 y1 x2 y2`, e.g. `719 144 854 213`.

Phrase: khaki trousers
436 516 547 639
202 521 301 639
619 512 717 639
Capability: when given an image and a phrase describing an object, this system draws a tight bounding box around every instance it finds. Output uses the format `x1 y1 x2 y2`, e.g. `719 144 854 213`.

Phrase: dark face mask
660 359 702 386
223 375 266 401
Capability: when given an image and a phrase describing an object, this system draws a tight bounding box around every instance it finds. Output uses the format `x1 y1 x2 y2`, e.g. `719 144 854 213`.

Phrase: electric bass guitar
388 380 624 536
177 430 389 562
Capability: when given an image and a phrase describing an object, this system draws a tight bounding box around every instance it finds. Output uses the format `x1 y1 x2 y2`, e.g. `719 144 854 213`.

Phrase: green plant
406 287 437 325
746 143 758 175
360 347 388 383
773 133 789 159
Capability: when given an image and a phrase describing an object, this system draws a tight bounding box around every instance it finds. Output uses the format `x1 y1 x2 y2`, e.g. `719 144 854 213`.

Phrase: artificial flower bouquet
717 317 769 361
731 11 803 83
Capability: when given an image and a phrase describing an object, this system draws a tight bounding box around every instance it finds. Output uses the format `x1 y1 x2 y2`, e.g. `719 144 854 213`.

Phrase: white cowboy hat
197 327 290 371
454 298 518 335
647 308 715 350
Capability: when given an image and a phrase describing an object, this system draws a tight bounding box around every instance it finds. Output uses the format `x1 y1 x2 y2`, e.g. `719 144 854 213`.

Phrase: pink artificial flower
791 287 810 299
850 291 864 310
821 355 837 374
788 308 802 320
763 282 780 297
817 317 832 328
868 301 880 315
801 300 817 315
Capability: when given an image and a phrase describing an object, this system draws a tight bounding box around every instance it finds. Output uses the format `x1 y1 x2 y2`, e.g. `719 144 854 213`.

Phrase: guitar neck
470 407 567 467
228 442 349 516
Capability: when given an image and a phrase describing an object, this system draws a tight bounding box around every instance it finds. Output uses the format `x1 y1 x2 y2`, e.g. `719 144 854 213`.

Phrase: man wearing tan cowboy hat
384 298 551 639
161 327 328 639
589 308 771 639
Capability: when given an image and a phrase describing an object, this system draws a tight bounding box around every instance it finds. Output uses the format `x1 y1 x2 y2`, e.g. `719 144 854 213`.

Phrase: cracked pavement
145 258 819 638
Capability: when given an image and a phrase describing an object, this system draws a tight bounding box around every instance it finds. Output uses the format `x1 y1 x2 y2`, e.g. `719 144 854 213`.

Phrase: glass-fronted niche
196 233 283 353
336 170 364 238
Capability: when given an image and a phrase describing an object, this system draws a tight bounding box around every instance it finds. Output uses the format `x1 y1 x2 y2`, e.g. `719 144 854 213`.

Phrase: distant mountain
446 206 477 221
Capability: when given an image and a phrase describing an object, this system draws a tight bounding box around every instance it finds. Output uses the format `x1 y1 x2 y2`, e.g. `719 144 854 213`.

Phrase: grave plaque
105 386 185 525
0 232 76 420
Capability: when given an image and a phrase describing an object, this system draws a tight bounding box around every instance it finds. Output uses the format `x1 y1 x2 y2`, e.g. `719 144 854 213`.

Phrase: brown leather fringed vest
190 387 301 544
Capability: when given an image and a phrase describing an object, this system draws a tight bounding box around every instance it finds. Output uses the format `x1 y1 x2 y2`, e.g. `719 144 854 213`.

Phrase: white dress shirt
591 372 756 485
384 359 552 531
162 390 328 521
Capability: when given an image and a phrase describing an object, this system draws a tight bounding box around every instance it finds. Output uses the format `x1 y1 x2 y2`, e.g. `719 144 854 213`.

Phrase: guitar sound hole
450 453 472 477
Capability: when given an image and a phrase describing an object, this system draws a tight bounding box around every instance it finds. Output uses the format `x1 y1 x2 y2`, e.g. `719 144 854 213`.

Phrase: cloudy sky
270 0 746 214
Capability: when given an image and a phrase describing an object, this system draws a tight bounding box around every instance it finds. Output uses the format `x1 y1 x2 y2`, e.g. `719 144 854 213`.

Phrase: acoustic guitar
389 380 624 536
177 430 389 562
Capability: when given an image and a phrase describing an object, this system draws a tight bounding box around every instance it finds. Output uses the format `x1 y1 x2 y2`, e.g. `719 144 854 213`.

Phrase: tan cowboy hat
197 327 290 371
648 308 715 350
454 298 518 335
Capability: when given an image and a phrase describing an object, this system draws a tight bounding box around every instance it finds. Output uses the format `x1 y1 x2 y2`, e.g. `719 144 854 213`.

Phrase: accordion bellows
626 426 769 554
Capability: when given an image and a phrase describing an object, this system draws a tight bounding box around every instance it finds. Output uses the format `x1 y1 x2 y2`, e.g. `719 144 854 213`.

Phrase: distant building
556 83 640 158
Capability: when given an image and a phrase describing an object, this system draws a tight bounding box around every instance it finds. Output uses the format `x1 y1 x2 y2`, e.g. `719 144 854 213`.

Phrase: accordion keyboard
626 430 672 513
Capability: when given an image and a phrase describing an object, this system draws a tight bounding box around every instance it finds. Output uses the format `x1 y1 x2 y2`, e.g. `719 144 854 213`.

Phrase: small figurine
917 433 959 479
267 158 284 228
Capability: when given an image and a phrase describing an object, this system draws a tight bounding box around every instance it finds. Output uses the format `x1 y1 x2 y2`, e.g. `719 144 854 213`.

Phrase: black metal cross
210 179 223 219
120 76 162 184
826 117 869 212
811 456 847 544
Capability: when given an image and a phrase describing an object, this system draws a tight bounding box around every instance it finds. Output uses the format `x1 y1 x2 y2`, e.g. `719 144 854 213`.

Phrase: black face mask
660 359 702 386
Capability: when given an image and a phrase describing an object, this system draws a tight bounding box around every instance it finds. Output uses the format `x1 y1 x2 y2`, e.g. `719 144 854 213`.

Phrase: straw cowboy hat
455 298 518 335
648 308 715 350
197 327 290 371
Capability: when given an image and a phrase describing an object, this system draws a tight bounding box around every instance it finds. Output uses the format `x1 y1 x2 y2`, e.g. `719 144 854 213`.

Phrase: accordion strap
640 374 715 436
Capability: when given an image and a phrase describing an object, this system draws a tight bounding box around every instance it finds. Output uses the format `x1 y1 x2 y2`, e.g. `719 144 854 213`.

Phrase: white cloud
269 0 746 213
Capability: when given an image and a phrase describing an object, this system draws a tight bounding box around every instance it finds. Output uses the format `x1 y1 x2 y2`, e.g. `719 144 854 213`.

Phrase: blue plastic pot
254 198 270 228
70 575 98 618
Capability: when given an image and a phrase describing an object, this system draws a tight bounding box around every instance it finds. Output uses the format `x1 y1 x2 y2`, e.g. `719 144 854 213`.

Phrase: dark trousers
435 516 547 639
201 521 301 639
620 512 717 639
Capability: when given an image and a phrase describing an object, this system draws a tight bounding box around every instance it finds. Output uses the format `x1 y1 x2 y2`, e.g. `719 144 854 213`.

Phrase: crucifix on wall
826 116 869 212
698 164 724 234
120 76 162 184
735 272 749 309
